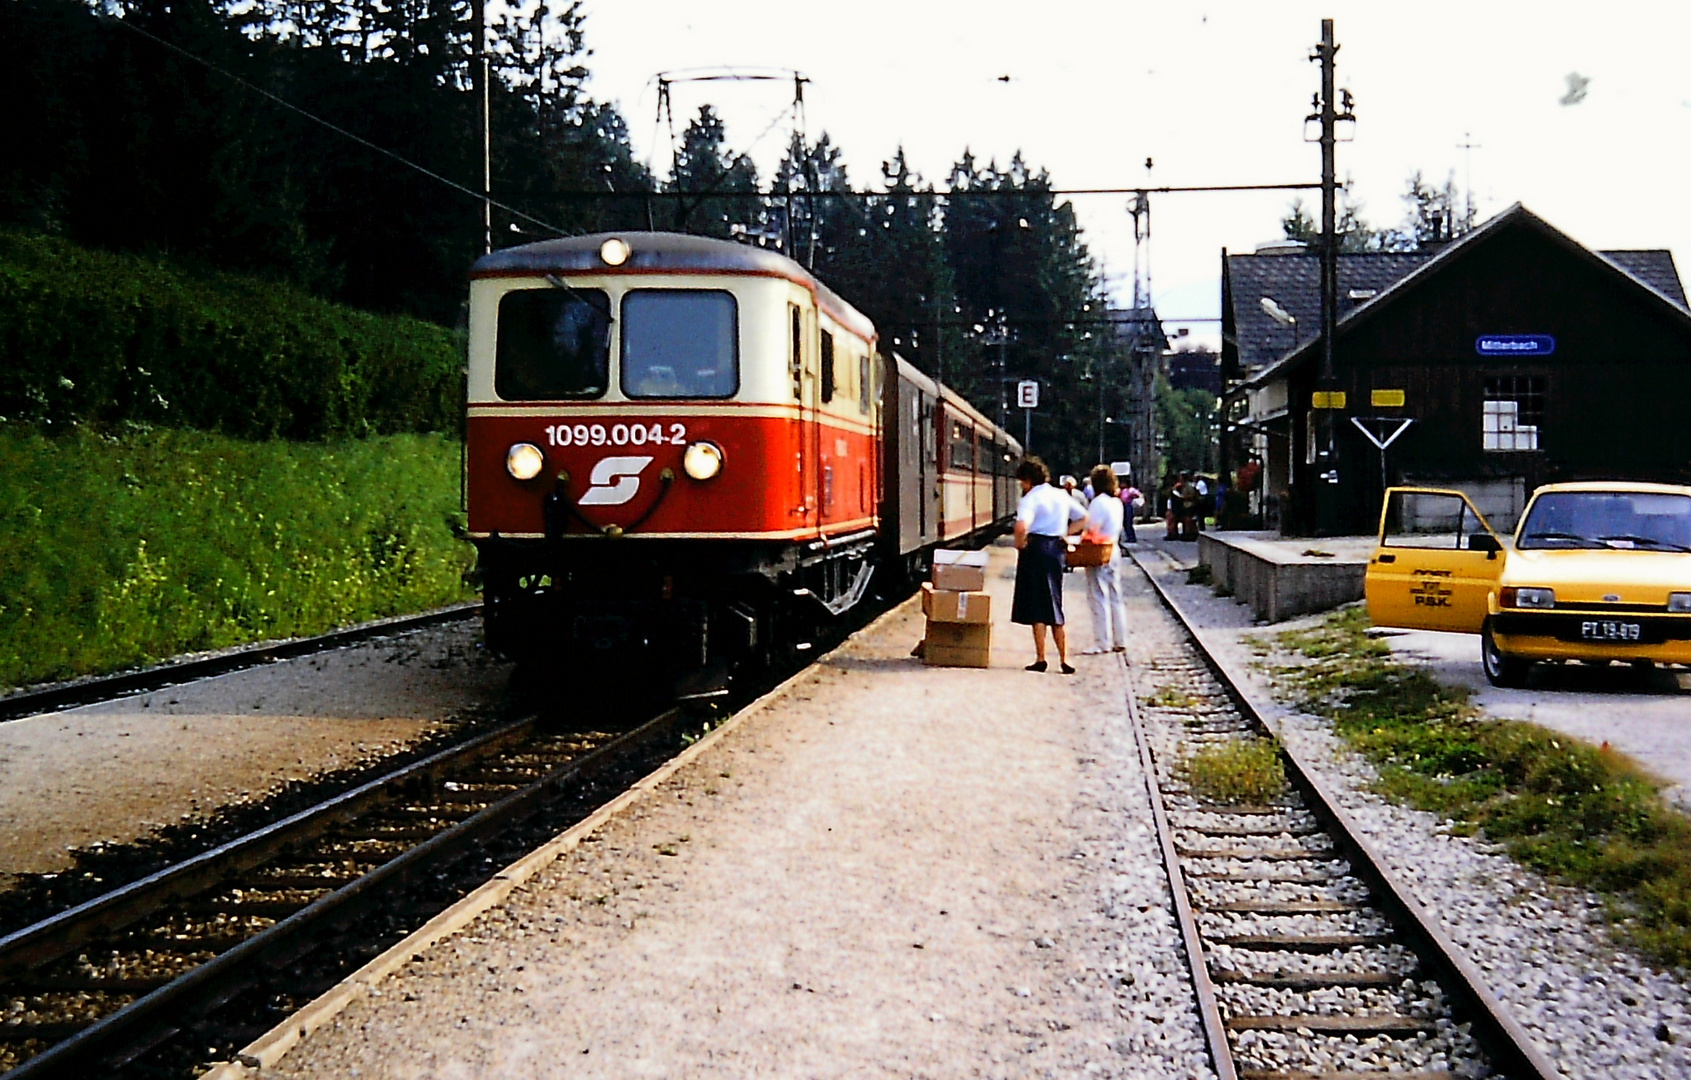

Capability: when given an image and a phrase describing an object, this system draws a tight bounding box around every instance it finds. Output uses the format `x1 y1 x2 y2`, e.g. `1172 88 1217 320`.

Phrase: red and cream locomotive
465 232 1019 694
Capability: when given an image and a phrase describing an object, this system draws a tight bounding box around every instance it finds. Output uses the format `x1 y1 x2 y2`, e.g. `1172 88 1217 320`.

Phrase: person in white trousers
1080 464 1129 654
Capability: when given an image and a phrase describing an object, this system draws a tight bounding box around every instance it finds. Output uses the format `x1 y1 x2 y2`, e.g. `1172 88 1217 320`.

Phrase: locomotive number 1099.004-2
544 422 687 448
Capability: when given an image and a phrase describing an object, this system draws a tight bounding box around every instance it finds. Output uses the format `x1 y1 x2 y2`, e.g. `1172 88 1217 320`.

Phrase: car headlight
1501 586 1556 610
505 442 545 481
1669 592 1691 613
682 440 724 481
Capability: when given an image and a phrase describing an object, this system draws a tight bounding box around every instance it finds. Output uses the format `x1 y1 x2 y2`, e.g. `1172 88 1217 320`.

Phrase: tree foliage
1281 171 1477 254
0 0 649 325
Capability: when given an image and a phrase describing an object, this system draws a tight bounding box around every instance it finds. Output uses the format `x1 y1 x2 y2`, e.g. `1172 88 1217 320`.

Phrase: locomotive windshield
495 287 611 400
620 289 738 398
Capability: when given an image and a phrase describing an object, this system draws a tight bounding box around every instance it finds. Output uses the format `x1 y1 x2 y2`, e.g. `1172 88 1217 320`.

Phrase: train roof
471 231 876 342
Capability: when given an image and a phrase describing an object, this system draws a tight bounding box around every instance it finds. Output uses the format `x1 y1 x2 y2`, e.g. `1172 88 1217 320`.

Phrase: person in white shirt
1012 457 1086 673
1061 475 1089 512
1080 464 1129 654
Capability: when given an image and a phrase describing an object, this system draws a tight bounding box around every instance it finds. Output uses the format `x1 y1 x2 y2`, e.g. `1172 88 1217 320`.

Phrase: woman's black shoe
1024 660 1048 672
1059 663 1077 675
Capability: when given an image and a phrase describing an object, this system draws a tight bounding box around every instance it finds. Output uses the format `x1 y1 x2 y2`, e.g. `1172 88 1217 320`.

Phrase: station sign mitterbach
1475 334 1556 357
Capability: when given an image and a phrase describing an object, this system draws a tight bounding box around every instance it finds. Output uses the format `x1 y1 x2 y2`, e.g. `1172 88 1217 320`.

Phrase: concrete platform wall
1196 532 1370 623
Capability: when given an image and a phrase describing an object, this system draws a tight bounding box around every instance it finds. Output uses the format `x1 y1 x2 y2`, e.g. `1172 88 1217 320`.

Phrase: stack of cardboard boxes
921 549 992 668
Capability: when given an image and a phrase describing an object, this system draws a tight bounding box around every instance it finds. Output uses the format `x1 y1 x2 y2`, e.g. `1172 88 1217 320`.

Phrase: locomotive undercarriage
475 535 876 703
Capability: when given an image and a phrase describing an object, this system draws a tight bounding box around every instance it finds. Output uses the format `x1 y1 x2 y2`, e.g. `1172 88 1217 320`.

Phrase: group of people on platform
1007 455 1266 671
1008 457 1142 673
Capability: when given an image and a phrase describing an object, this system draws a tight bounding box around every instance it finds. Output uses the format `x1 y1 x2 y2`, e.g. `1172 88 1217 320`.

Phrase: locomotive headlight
598 237 631 266
505 442 545 481
682 440 724 481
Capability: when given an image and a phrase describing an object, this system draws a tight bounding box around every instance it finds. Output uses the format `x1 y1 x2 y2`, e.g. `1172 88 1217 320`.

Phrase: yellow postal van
1364 483 1691 686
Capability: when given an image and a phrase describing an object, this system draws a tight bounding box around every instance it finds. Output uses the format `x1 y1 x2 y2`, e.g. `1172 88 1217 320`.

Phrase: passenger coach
464 232 1017 695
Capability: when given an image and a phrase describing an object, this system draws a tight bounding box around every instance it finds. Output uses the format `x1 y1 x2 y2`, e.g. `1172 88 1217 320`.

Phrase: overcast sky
576 1 1691 346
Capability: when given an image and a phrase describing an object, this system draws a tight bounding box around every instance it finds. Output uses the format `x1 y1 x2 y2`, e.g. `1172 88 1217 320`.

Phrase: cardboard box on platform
932 548 988 592
922 620 991 668
920 582 991 624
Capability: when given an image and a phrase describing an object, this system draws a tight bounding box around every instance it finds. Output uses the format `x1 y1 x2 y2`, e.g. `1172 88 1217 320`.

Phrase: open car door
1365 487 1506 634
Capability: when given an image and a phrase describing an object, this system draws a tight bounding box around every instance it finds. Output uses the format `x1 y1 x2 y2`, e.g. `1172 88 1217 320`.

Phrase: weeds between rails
1266 606 1691 968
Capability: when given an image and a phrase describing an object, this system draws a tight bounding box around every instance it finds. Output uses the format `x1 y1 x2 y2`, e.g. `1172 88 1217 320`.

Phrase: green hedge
0 231 462 438
0 428 475 691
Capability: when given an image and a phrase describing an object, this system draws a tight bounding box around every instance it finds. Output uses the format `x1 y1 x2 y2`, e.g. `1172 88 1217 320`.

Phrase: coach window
949 421 973 470
621 289 739 398
494 287 611 400
789 304 803 401
976 433 992 474
858 352 872 414
820 330 836 403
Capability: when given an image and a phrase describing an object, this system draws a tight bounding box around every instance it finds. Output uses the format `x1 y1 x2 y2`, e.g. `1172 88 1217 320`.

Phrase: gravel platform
0 620 510 881
1136 542 1691 1080
261 546 1214 1080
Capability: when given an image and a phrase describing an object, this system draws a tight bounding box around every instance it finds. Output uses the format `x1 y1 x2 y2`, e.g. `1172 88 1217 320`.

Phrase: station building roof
1223 209 1688 383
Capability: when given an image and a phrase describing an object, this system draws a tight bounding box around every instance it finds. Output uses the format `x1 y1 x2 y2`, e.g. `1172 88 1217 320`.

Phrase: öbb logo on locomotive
577 456 654 507
465 232 1023 694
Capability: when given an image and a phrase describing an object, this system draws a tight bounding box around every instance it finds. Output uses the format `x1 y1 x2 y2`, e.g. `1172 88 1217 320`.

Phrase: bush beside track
0 428 475 692
0 230 462 439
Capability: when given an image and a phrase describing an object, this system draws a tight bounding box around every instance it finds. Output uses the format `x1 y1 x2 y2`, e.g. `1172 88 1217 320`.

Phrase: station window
1482 376 1545 452
820 330 836 403
620 289 738 398
494 287 611 400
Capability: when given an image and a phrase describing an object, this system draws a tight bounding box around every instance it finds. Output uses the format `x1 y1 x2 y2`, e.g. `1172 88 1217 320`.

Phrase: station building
1220 204 1691 535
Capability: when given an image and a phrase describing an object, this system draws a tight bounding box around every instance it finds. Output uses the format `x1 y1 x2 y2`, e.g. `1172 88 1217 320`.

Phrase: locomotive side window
820 330 836 403
858 353 871 414
494 287 611 400
789 304 803 401
620 289 739 399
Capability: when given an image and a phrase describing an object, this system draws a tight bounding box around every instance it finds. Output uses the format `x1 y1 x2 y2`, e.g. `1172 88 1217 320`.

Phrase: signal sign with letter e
1017 380 1039 409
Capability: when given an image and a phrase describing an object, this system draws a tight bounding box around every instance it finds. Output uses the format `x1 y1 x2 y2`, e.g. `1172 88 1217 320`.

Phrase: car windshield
1517 491 1691 552
495 287 611 400
620 289 738 399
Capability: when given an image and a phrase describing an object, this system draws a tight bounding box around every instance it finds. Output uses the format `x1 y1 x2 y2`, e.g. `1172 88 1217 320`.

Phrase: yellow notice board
1311 391 1347 409
1371 389 1407 407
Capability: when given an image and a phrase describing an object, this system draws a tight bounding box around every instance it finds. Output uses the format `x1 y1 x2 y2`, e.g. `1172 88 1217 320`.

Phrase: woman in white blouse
1080 465 1129 654
1011 457 1086 673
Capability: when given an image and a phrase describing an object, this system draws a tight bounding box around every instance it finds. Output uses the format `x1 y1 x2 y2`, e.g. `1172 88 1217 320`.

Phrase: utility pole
474 0 491 255
1309 18 1353 535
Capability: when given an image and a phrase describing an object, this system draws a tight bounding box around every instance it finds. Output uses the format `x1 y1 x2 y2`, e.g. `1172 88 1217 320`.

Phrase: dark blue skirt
1011 534 1067 626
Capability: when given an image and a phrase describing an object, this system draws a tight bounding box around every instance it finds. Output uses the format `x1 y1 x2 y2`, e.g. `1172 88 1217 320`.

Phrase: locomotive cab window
494 286 611 400
620 289 739 399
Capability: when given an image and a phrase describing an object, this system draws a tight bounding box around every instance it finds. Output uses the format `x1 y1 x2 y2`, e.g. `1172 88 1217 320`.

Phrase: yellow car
1364 483 1691 686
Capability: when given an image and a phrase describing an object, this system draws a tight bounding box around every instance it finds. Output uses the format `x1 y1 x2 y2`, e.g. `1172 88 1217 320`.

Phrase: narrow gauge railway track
0 706 685 1078
0 603 482 723
1124 555 1565 1080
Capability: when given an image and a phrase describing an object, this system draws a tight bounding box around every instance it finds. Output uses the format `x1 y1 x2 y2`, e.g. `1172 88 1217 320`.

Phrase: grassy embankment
0 428 474 692
1268 607 1691 967
0 232 476 690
